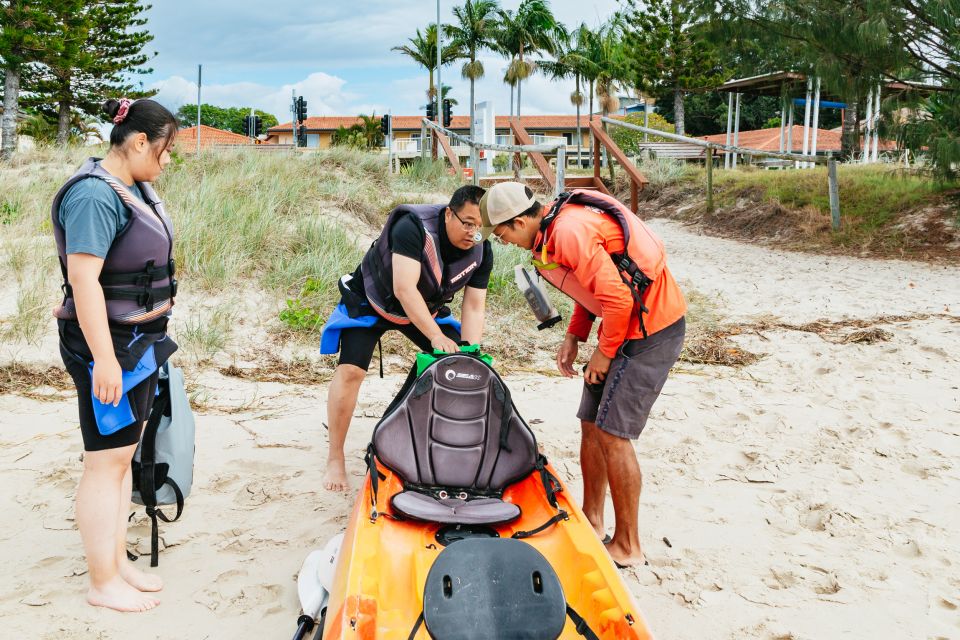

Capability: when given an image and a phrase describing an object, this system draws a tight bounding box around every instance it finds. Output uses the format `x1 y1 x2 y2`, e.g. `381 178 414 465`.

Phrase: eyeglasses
491 228 508 245
450 208 480 234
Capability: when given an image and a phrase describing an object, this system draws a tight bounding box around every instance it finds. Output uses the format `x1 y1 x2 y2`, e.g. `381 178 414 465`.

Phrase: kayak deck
322 463 654 639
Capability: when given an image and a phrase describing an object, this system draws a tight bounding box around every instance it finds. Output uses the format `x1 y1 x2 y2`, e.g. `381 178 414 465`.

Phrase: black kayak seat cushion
391 491 521 525
423 537 567 640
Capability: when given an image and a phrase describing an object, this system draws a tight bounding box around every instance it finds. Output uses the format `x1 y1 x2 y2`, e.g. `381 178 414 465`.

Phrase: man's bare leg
324 364 367 491
580 420 609 540
595 426 644 567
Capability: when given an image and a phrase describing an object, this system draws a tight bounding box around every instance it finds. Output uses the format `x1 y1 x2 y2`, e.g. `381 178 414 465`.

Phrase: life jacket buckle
137 290 155 309
170 279 178 298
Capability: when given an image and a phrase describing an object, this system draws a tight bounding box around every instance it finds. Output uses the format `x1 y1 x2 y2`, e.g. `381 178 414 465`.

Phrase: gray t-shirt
58 176 144 258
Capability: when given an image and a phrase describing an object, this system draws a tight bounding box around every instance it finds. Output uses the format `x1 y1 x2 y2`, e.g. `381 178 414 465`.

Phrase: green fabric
416 345 493 376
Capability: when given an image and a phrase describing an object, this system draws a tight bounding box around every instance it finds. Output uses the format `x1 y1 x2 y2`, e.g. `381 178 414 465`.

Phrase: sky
140 0 622 124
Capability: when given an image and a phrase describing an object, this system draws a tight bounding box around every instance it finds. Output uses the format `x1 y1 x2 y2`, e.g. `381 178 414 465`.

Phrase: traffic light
242 116 251 136
380 114 390 136
297 124 307 147
296 96 308 123
253 115 262 137
442 99 452 128
425 101 436 121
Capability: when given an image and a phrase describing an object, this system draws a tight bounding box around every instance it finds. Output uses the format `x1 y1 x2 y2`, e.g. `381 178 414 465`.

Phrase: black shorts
338 316 462 370
58 319 176 452
577 316 685 439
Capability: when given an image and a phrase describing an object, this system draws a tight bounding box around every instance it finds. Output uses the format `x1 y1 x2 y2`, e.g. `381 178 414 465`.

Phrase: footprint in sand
194 569 285 616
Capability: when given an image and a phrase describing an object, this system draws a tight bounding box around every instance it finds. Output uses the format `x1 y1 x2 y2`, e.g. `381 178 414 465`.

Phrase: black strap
566 604 601 640
494 381 513 453
378 338 384 379
137 383 171 510
365 445 380 522
536 454 561 509
511 509 569 539
155 478 185 523
512 455 567 539
97 259 175 286
407 611 425 640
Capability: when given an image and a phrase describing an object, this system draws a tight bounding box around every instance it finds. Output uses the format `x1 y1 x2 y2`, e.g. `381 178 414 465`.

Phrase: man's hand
556 333 580 377
584 347 612 386
431 334 459 354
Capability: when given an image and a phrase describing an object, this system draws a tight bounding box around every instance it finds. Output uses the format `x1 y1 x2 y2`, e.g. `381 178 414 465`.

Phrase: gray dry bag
132 362 195 566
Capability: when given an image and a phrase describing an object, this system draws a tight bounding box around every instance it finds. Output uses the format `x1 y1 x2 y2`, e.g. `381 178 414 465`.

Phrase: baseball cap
478 182 537 239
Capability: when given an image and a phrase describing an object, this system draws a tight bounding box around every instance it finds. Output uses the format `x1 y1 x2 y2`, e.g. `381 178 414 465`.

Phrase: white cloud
148 72 372 121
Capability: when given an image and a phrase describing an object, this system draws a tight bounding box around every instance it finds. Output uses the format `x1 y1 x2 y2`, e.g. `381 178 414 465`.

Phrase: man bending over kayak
319 185 492 491
480 182 686 567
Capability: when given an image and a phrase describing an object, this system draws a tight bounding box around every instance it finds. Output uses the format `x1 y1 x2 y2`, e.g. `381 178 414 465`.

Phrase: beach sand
1 220 958 639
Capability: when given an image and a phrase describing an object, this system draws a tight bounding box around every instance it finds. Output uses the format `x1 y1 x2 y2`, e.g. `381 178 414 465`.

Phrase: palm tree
358 113 385 149
445 0 500 143
496 0 564 118
539 23 593 166
392 24 461 104
439 85 459 106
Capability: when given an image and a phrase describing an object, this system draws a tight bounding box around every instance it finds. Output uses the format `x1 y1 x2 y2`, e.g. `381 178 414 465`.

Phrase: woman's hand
92 358 123 406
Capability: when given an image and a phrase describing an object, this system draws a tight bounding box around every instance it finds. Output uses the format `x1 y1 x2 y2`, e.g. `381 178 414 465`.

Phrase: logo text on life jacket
445 369 481 381
449 261 478 284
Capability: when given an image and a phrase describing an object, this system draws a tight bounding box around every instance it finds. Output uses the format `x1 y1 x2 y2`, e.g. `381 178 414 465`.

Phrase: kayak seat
372 354 538 526
391 492 520 525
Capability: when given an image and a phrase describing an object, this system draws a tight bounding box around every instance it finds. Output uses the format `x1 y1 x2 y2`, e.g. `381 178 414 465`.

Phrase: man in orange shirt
481 182 686 567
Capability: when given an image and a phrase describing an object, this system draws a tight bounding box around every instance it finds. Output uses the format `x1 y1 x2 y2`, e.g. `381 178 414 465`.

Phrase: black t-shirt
349 211 493 295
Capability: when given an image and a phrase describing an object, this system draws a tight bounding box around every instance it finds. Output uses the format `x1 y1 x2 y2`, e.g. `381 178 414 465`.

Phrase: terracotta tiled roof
267 114 613 134
175 124 252 150
700 125 896 152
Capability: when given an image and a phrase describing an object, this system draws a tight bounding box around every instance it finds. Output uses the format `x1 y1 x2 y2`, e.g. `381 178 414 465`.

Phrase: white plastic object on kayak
318 532 344 593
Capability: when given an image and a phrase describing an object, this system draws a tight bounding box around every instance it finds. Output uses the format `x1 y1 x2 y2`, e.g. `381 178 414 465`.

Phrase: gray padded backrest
373 355 537 492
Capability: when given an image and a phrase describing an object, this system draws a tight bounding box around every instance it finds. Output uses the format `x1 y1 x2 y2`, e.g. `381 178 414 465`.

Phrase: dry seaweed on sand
219 351 333 385
0 363 73 398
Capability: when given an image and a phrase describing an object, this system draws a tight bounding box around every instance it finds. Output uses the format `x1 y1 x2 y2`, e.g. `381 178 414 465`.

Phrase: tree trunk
2 67 21 161
56 100 72 146
469 63 476 144
604 109 615 183
517 46 524 118
588 81 594 168
673 88 685 137
575 82 582 169
841 100 858 160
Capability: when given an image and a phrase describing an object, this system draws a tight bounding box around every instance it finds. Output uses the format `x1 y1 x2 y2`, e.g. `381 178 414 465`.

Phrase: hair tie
113 98 133 124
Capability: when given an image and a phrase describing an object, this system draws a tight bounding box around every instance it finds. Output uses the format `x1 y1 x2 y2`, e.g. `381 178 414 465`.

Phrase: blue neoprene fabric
88 344 158 435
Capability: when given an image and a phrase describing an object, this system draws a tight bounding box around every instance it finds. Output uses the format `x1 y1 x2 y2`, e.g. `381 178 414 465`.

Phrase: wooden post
630 179 638 214
555 146 566 197
705 146 714 213
593 128 601 181
828 155 840 230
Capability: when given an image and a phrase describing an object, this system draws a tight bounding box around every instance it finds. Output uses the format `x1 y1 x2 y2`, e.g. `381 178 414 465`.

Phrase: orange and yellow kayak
322 461 654 639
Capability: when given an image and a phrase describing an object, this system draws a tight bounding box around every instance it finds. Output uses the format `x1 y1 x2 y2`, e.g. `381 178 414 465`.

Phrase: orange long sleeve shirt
540 205 686 358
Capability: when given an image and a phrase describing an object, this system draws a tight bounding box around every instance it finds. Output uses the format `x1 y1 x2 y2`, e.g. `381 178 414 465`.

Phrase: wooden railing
590 118 649 213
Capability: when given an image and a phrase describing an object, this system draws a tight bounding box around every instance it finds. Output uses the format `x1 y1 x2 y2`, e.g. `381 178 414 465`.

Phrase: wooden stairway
564 176 610 194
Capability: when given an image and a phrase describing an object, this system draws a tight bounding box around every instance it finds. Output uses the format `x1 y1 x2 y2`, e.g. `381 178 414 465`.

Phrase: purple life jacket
361 204 482 324
51 158 176 325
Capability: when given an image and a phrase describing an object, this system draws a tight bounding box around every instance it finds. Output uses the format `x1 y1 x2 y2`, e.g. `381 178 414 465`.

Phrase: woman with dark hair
52 98 179 612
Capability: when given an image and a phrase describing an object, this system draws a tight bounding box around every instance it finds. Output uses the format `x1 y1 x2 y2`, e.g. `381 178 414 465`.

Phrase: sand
1 220 958 639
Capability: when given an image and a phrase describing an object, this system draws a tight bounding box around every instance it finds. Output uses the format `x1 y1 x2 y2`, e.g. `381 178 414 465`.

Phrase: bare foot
605 538 646 569
323 458 349 492
87 576 160 612
119 560 164 592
